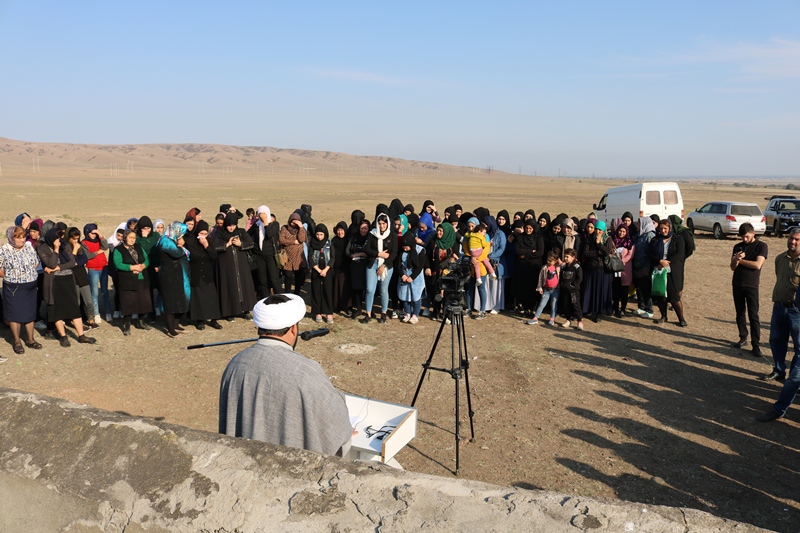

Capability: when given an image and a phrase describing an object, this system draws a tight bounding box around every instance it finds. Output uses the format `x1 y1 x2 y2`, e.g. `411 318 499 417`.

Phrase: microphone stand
186 328 329 350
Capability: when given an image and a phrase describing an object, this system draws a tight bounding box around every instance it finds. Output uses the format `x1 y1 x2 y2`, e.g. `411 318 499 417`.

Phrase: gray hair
789 228 800 237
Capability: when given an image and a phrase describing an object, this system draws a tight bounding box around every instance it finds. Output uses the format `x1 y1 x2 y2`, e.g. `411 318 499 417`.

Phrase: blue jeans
535 287 559 319
87 267 112 316
365 263 393 315
768 303 800 377
403 299 421 317
774 363 800 416
466 275 487 312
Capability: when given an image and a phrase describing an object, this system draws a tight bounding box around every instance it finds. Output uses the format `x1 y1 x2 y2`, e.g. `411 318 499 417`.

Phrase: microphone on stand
300 327 330 341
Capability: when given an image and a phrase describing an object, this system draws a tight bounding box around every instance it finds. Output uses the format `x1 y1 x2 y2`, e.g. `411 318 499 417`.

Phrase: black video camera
436 256 473 309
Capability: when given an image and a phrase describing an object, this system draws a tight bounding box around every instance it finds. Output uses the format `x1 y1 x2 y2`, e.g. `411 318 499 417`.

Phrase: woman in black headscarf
309 223 335 324
111 229 153 336
397 231 427 324
580 220 615 322
388 199 405 225
347 210 365 238
648 218 687 326
346 218 371 319
38 228 96 346
514 220 545 316
330 221 350 314
211 212 257 321
184 220 223 330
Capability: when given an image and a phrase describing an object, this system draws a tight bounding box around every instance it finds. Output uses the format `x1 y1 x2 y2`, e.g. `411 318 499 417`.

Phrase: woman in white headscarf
247 205 282 298
359 213 397 324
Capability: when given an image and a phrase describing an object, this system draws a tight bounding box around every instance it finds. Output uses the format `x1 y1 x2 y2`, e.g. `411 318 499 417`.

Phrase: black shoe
386 310 395 319
653 316 667 324
592 313 600 323
752 346 763 357
209 320 223 330
59 335 71 348
226 317 235 322
175 324 185 331
135 319 152 331
756 410 784 422
377 313 387 324
761 371 786 382
78 335 96 344
195 323 206 331
359 315 372 324
122 323 131 336
678 320 688 327
13 343 24 355
25 341 42 350
614 311 622 318
732 338 748 349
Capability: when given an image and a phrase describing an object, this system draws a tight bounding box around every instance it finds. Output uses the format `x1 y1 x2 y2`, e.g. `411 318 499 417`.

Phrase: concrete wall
0 388 766 532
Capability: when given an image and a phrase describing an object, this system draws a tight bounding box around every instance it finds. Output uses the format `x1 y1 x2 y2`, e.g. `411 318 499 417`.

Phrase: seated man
219 293 352 456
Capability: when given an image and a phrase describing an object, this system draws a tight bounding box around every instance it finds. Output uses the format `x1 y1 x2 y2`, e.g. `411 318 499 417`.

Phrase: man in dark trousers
758 228 800 422
730 223 767 357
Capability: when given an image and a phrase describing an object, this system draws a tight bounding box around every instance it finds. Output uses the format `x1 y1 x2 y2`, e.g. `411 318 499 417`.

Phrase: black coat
211 228 257 316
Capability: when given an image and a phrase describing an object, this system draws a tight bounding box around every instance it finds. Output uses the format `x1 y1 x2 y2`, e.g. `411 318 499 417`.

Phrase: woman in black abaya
184 220 223 330
211 213 257 320
513 220 544 317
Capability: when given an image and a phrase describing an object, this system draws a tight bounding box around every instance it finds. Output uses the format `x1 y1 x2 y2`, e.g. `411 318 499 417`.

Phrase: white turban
252 294 306 330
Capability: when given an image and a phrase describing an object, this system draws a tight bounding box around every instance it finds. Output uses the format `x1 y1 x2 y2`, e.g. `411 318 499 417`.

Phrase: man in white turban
219 293 353 456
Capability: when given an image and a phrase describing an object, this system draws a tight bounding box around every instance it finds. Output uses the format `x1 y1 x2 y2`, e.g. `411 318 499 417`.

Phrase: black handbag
604 252 624 273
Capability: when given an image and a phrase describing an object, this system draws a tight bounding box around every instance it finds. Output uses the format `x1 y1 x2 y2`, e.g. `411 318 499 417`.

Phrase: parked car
763 196 800 237
686 201 766 239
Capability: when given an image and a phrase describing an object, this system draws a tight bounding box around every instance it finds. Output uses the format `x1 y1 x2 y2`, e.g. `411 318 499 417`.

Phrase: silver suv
686 201 766 239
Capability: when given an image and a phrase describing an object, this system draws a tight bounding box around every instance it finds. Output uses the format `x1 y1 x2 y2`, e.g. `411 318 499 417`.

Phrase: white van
592 182 684 226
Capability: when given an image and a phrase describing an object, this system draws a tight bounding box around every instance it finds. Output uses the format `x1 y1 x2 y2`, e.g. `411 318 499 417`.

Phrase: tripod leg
453 310 461 475
411 307 449 407
458 314 477 442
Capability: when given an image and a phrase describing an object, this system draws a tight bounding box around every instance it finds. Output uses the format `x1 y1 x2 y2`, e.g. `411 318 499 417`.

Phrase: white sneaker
409 315 419 324
402 314 411 323
94 315 102 324
105 313 113 322
476 278 483 286
562 320 571 328
489 309 498 315
422 308 431 317
489 273 497 280
112 311 121 319
633 309 646 316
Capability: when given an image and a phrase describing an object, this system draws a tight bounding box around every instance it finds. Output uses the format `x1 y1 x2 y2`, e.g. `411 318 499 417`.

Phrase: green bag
651 267 668 297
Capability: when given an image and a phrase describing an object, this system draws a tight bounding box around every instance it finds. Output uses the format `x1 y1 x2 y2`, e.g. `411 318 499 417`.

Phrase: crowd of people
0 201 694 355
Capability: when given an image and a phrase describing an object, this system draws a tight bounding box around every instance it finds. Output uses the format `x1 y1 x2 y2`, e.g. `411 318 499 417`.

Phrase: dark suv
763 196 800 237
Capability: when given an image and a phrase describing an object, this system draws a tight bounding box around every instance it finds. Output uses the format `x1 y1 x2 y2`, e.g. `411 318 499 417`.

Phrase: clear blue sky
1 1 798 177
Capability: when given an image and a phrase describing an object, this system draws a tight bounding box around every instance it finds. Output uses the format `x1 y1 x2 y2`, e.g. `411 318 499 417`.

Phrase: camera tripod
411 303 476 475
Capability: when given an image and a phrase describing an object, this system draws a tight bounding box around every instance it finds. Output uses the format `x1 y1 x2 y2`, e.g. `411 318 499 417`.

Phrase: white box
344 394 417 467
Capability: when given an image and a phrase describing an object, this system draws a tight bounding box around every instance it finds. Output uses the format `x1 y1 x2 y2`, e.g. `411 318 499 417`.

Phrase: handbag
604 252 624 273
651 267 668 297
245 250 258 271
273 236 287 270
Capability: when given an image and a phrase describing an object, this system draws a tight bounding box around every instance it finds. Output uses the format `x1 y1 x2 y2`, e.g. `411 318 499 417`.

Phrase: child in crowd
464 219 496 285
560 248 584 330
528 251 560 325
245 207 256 231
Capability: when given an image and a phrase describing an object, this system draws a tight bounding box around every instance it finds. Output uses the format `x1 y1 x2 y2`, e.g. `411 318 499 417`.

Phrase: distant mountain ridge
0 137 493 175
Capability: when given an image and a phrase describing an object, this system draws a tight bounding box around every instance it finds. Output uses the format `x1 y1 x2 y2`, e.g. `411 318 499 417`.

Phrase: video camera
436 256 473 309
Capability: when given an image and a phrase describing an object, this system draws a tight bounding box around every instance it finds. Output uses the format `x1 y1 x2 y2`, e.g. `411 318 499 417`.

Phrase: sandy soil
1 165 798 532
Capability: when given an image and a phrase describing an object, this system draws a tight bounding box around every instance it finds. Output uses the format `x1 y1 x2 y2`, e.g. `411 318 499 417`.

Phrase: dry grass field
1 142 799 532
